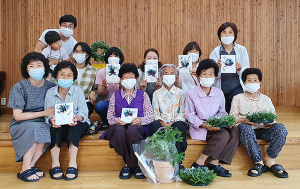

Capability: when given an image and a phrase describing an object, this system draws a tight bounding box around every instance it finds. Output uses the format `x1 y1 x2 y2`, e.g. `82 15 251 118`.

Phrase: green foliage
246 111 277 122
205 115 236 127
91 41 110 62
145 127 185 167
180 167 217 186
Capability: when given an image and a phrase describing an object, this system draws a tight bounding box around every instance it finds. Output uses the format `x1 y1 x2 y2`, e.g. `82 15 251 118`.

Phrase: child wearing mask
42 31 69 75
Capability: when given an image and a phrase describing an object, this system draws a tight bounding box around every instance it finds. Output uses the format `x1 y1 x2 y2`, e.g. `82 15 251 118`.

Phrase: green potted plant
180 167 217 186
205 115 236 128
246 111 277 123
145 126 185 183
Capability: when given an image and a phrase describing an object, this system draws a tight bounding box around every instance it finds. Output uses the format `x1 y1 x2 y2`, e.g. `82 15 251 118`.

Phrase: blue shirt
44 85 90 125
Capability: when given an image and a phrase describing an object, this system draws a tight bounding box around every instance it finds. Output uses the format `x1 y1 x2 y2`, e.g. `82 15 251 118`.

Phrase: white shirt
178 63 199 93
76 68 86 84
210 43 250 91
39 29 77 55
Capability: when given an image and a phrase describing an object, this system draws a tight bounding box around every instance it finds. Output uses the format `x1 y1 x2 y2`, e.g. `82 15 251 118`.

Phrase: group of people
8 14 289 183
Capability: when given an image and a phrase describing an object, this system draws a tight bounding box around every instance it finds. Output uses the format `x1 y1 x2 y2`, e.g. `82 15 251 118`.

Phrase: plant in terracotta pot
205 115 236 128
144 126 185 183
180 167 217 186
246 111 277 123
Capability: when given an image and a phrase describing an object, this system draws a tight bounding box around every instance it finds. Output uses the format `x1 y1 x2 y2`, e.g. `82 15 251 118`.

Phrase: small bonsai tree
145 127 185 167
180 167 217 186
246 111 277 123
205 115 236 127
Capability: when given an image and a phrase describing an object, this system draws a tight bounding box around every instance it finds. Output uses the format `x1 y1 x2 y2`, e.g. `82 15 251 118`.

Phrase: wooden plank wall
0 0 299 114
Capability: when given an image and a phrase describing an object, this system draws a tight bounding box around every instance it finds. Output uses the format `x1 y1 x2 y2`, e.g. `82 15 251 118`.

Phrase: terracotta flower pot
153 160 175 184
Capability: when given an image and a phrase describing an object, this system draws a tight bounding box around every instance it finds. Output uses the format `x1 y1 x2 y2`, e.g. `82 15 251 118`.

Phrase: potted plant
246 111 277 123
205 115 236 128
180 167 217 186
144 126 185 183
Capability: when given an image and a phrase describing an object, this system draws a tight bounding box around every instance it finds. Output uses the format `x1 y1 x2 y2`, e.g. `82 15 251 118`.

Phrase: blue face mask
28 68 45 81
58 79 73 89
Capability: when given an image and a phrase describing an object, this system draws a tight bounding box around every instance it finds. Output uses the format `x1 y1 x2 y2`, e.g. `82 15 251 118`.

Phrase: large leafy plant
180 167 217 186
205 115 236 127
246 111 277 123
145 127 185 167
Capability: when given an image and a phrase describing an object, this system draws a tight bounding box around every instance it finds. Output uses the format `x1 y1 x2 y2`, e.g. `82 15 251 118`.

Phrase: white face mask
244 83 260 94
73 54 86 64
190 53 199 63
200 77 215 87
146 59 158 65
108 57 120 64
60 27 74 37
221 36 235 45
162 75 176 87
122 79 136 89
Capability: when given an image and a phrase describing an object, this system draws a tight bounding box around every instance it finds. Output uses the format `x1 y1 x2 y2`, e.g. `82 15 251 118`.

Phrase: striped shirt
44 85 90 125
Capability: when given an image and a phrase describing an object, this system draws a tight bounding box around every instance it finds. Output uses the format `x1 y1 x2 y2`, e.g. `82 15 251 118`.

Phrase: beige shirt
230 92 276 129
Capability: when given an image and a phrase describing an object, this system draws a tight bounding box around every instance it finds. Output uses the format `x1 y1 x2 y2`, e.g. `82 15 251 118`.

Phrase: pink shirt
185 85 227 140
95 67 120 101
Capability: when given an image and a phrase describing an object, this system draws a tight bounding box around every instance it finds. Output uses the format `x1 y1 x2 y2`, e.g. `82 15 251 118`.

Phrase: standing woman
45 61 90 180
176 42 201 93
72 42 98 116
8 52 56 182
136 48 163 101
95 47 124 128
210 22 250 113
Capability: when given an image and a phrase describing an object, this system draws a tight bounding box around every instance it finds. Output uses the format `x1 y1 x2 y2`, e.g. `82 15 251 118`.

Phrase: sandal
31 167 45 178
207 163 232 177
49 167 64 180
119 167 132 179
190 162 206 169
247 163 268 177
269 164 289 178
133 166 145 179
17 168 39 182
64 167 78 181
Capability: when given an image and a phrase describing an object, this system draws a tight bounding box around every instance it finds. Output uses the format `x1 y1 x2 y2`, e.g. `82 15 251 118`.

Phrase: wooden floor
0 106 300 188
0 170 299 189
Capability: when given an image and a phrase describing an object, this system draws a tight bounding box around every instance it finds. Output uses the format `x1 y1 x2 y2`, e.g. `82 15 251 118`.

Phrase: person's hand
236 62 242 71
156 78 162 89
75 115 83 122
102 78 108 89
140 79 147 90
176 69 180 81
239 118 258 126
264 123 274 127
43 106 55 117
49 59 60 66
159 120 169 127
227 125 234 129
131 117 142 125
200 122 220 131
191 69 197 76
117 118 126 126
88 91 97 104
50 116 61 128
69 115 78 126
217 59 222 68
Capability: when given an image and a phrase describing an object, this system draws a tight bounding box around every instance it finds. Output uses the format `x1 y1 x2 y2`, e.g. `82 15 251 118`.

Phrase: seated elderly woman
45 61 90 181
104 63 154 179
230 68 288 178
8 52 56 182
185 59 239 177
149 64 187 169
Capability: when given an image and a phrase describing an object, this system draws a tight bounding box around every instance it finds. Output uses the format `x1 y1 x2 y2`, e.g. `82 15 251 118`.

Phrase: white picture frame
145 64 158 83
178 55 192 73
55 102 73 125
220 55 236 73
106 64 120 83
121 108 138 124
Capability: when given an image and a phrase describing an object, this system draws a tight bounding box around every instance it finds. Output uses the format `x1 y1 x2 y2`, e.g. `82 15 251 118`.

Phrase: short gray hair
159 64 177 76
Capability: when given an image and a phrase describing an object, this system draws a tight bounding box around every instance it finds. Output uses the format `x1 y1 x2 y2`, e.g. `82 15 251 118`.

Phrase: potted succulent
144 127 185 183
180 167 217 186
205 115 237 128
246 111 277 123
